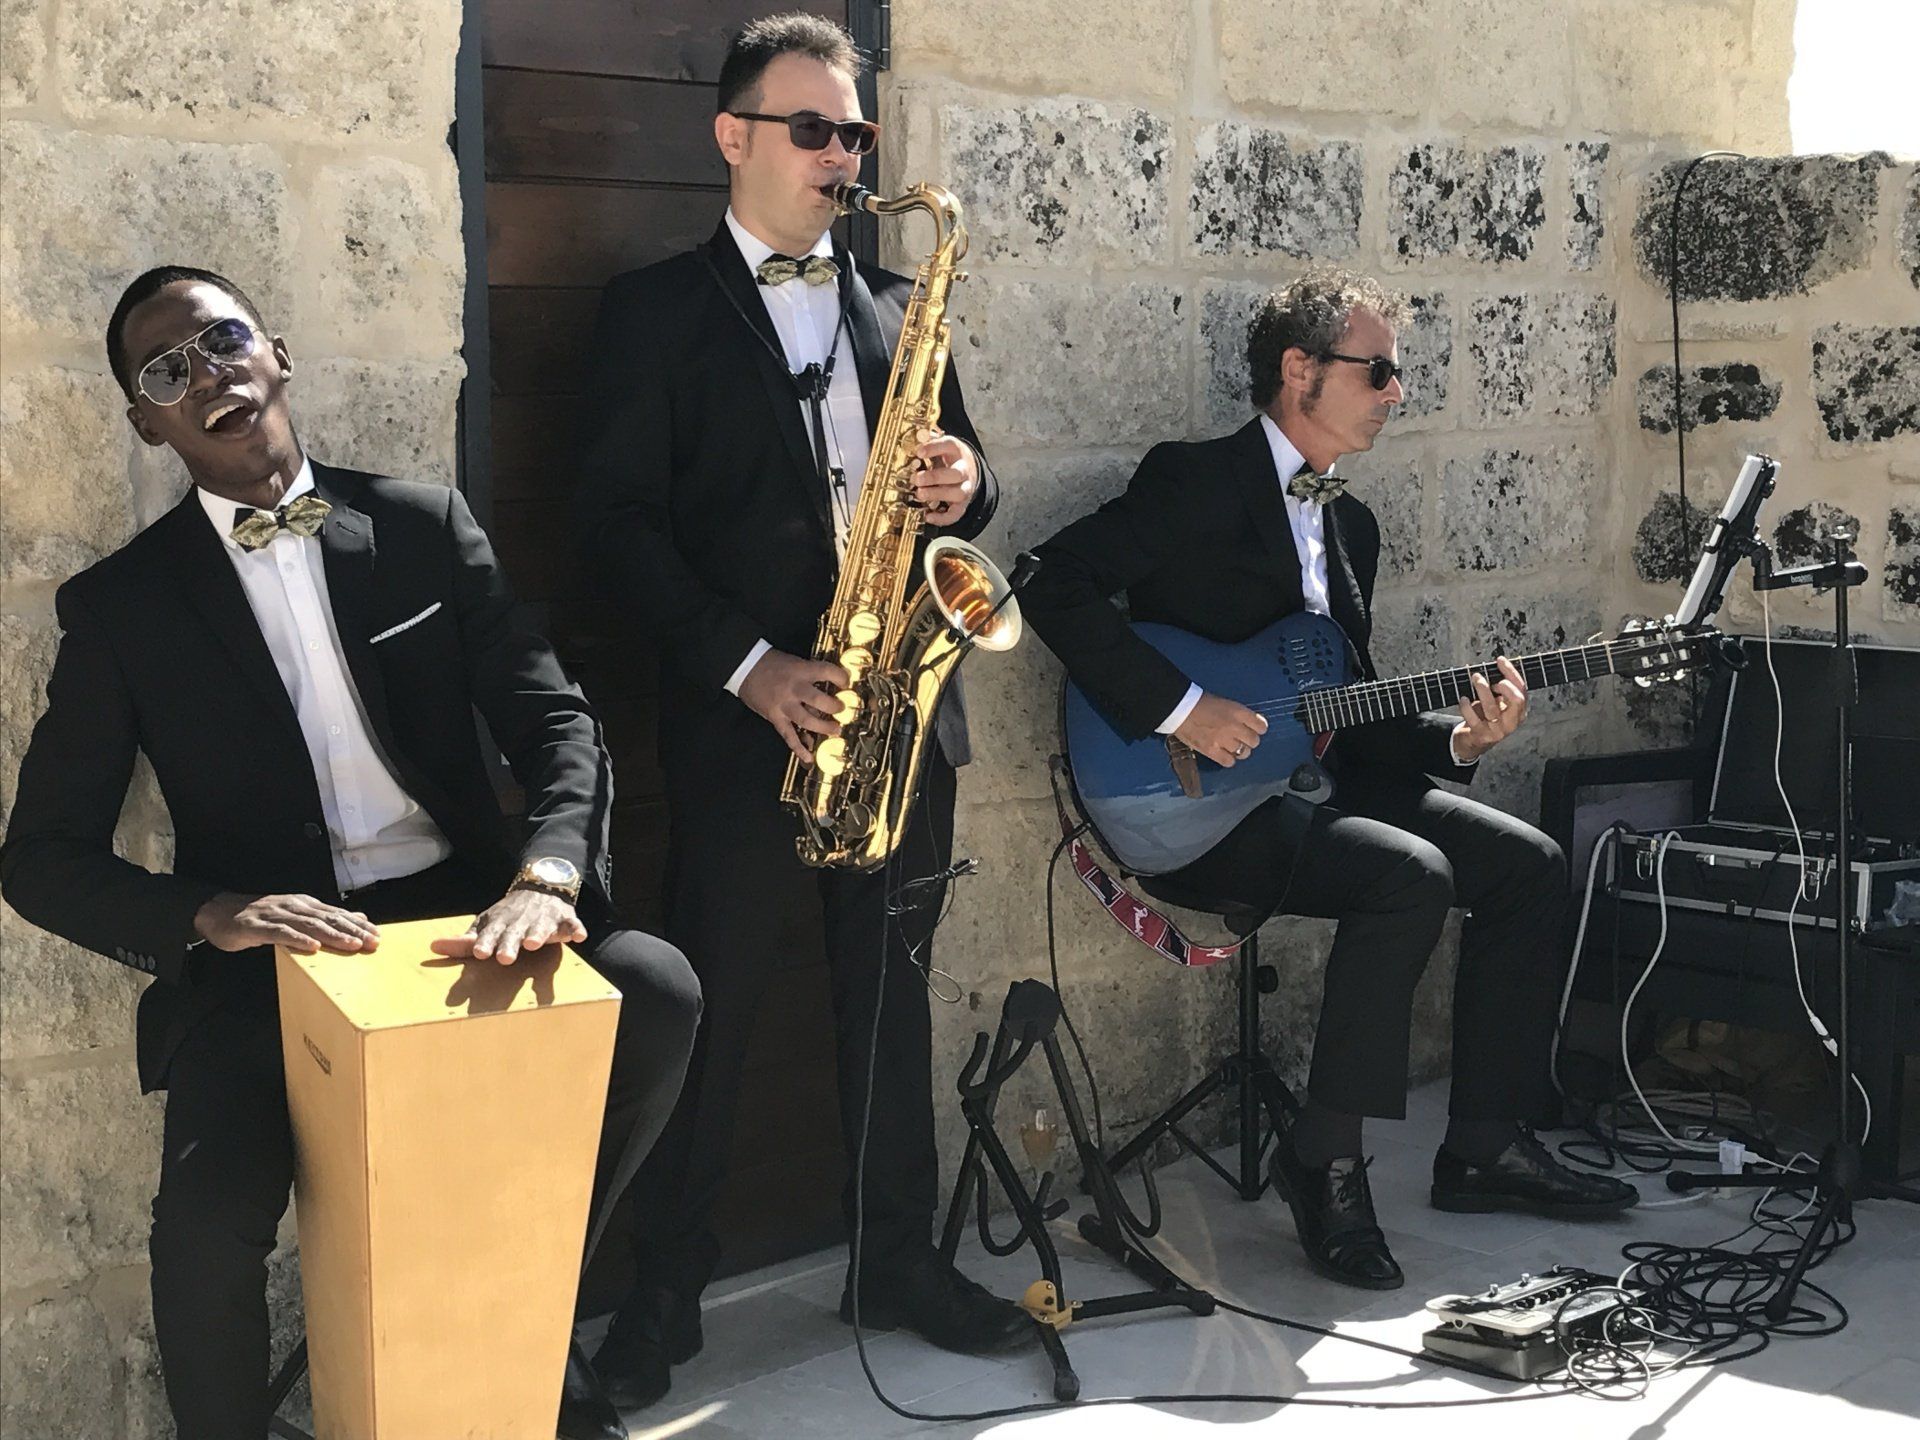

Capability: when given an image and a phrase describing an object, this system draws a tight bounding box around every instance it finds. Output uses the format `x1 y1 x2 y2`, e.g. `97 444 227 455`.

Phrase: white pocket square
370 602 442 645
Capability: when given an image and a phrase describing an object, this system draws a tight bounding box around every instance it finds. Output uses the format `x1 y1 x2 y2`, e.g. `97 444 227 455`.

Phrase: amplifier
1608 824 1920 932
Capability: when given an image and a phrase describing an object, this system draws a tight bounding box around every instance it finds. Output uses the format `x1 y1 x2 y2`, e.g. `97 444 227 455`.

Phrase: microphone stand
1667 529 1918 1321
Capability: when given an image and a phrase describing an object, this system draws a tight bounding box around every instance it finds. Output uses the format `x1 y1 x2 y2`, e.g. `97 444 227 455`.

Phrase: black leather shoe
1432 1130 1639 1216
1267 1127 1403 1290
558 1337 628 1440
838 1247 1035 1354
592 1283 703 1412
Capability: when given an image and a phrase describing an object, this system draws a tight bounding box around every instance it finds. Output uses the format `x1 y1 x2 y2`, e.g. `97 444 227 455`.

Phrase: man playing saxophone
575 11 1023 1410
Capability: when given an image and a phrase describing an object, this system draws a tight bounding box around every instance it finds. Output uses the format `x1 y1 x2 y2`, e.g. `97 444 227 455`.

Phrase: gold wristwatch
509 856 582 904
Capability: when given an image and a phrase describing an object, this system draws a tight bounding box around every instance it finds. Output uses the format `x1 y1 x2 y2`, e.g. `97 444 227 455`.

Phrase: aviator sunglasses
136 317 259 405
1320 351 1406 391
728 108 881 155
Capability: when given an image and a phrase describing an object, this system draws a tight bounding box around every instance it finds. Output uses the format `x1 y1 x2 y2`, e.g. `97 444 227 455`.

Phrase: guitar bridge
1166 738 1203 799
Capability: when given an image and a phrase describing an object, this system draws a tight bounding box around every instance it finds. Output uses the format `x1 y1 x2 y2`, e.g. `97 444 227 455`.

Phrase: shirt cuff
1448 726 1480 768
724 638 773 697
1157 683 1204 735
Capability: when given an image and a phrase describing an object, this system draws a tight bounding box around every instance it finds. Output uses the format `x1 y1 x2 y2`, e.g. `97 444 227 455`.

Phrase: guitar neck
1303 639 1647 731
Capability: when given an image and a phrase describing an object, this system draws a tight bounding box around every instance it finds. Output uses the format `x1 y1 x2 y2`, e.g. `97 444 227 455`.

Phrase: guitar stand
940 978 1215 1401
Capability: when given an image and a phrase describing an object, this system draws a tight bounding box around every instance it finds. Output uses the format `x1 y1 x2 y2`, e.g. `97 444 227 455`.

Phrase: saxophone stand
1666 530 1920 1317
939 978 1215 1401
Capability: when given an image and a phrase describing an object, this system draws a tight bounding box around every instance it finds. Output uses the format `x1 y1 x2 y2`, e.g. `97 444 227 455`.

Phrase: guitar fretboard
1290 637 1659 732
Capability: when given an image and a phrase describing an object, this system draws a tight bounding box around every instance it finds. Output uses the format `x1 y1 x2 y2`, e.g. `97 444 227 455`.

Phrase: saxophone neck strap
699 246 856 399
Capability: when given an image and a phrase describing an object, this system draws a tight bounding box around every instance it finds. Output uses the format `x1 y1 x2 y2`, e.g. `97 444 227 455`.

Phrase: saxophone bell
924 537 1022 653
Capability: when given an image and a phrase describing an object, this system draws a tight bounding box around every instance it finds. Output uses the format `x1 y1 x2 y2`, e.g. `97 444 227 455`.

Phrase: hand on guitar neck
1447 654 1530 764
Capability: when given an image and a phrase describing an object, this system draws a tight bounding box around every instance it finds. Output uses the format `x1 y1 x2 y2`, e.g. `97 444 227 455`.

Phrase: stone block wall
0 3 464 1432
878 0 1798 1169
1618 154 1920 666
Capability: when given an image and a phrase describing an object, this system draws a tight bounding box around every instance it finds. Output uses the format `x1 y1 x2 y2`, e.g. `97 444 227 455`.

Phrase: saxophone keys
813 737 848 777
841 645 873 678
847 611 883 645
833 689 863 723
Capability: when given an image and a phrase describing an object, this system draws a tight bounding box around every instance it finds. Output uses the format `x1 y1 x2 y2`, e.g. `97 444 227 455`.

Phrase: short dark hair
1246 267 1412 410
716 11 864 115
106 265 266 400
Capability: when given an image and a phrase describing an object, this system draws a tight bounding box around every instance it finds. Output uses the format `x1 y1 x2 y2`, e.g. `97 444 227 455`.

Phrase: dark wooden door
476 0 871 1304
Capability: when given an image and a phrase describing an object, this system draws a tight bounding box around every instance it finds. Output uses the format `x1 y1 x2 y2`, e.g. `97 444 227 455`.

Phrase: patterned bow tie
230 493 331 551
1287 462 1346 506
755 253 840 287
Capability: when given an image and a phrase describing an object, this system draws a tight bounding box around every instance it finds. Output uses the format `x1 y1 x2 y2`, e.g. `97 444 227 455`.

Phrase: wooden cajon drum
277 917 621 1439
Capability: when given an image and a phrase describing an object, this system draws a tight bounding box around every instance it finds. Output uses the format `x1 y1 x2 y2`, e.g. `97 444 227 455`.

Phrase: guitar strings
1229 636 1680 729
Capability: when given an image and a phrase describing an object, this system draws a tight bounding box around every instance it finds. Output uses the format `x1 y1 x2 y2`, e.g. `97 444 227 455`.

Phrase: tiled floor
609 1081 1920 1439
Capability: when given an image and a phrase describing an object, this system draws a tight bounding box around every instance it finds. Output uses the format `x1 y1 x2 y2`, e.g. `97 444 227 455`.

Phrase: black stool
1099 880 1301 1203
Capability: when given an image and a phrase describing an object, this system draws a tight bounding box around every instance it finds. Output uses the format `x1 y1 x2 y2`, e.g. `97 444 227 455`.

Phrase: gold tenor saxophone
780 180 1022 870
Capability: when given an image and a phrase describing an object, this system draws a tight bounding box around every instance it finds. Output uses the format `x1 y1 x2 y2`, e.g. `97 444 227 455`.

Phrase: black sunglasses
729 109 880 155
136 317 260 406
1320 351 1405 391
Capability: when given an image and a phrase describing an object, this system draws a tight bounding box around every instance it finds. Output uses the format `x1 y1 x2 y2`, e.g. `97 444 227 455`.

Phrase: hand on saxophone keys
911 429 978 526
739 649 852 762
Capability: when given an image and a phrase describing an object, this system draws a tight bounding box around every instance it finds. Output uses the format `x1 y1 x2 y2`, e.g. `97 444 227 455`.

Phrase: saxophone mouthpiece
827 181 877 216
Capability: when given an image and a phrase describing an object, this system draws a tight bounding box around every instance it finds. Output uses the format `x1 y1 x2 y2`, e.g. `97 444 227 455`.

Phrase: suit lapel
842 251 891 438
701 223 833 534
1233 419 1306 613
310 464 404 765
1320 495 1372 673
172 496 307 747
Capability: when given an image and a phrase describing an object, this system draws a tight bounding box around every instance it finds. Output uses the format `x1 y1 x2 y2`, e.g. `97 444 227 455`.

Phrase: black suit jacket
0 462 616 1089
574 221 996 794
1023 416 1474 784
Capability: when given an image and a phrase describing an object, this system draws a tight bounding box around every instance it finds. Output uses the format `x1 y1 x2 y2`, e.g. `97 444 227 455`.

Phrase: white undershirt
197 460 451 891
721 208 873 696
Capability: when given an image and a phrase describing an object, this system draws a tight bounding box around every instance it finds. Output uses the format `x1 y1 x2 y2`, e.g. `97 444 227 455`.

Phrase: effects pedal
1422 1267 1624 1380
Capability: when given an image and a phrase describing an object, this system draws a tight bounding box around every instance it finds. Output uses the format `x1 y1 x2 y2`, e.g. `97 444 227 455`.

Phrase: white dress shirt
1155 416 1473 766
721 208 874 696
197 460 452 892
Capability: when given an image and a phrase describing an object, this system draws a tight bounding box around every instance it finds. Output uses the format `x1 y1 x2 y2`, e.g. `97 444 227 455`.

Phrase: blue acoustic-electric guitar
1063 610 1712 875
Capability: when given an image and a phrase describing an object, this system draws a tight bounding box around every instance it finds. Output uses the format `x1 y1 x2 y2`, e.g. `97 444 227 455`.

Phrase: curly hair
717 12 865 115
1246 267 1412 410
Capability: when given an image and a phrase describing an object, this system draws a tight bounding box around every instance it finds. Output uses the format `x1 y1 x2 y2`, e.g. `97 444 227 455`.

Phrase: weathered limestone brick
1188 123 1362 259
1218 0 1425 117
1 905 143 1061
1 0 43 106
1636 363 1782 435
1772 501 1863 569
296 358 465 487
56 0 455 143
1439 446 1596 574
1467 292 1614 423
1631 490 1714 584
0 121 293 341
1811 325 1920 445
939 100 1168 265
1623 672 1697 747
0 1294 118 1439
0 1064 165 1291
893 0 1189 102
0 367 137 582
1567 140 1610 271
1397 293 1454 423
1572 0 1758 144
1887 504 1920 623
1901 168 1920 290
949 280 1186 449
307 156 464 354
1370 592 1454 679
1633 155 1887 302
1388 143 1547 266
1425 0 1573 130
1341 455 1423 577
985 451 1135 567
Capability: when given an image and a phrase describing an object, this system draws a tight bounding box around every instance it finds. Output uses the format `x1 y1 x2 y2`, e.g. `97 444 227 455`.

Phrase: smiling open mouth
202 398 256 434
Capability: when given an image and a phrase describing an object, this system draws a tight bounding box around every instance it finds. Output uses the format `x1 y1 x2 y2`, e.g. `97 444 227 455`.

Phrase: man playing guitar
1022 268 1634 1293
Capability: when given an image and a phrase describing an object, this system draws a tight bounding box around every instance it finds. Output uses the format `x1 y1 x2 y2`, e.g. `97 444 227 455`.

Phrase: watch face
531 857 580 886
